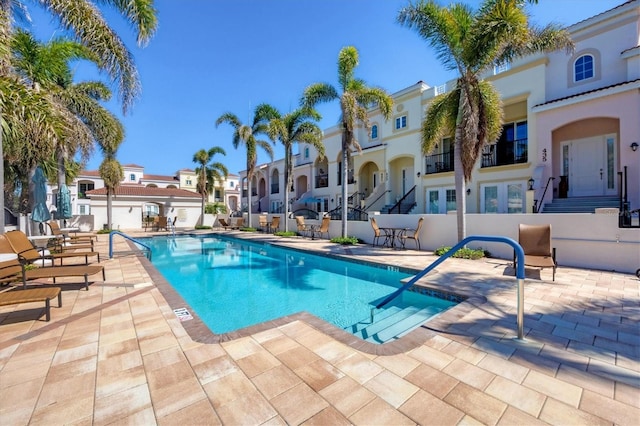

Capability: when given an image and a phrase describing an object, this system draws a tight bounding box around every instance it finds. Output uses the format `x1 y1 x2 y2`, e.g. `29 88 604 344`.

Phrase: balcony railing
481 138 528 168
315 174 329 188
425 150 454 175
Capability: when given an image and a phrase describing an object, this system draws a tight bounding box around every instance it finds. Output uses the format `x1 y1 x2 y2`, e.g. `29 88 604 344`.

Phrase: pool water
143 235 456 335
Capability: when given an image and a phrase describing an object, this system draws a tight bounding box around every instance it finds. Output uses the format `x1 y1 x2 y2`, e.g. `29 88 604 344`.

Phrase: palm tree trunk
284 147 292 232
341 138 349 237
246 177 253 228
454 88 467 243
107 188 113 229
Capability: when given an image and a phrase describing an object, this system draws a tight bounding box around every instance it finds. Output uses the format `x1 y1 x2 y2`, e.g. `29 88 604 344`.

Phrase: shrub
97 229 111 234
195 225 212 230
330 236 359 245
239 227 257 232
434 246 489 260
274 231 297 237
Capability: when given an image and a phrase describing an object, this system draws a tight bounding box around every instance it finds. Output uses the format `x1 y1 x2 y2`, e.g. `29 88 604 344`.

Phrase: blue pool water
143 235 455 335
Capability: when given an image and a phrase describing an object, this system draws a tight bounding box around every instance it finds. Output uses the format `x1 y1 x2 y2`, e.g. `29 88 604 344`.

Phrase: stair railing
372 235 527 340
534 177 555 213
388 185 416 214
109 230 152 260
363 190 391 211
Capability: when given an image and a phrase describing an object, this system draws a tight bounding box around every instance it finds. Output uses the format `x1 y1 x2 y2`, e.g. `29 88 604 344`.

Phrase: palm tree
267 107 324 232
1 0 157 112
302 46 393 237
98 150 123 230
398 0 573 241
8 30 124 218
215 104 278 228
193 147 228 226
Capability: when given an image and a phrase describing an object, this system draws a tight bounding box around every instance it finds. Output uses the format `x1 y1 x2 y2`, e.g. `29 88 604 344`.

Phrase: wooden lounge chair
0 257 104 290
515 224 557 281
259 215 268 232
234 218 244 229
218 218 232 230
3 231 100 266
311 216 331 240
0 286 62 321
400 217 424 250
47 221 97 243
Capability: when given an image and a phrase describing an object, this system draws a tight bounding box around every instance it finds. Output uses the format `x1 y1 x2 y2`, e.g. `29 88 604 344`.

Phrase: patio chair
515 224 557 281
0 285 62 321
370 217 388 247
399 217 424 250
234 218 244 229
295 216 313 238
0 256 104 290
311 216 331 240
155 216 168 231
3 231 100 266
269 216 280 233
259 215 268 232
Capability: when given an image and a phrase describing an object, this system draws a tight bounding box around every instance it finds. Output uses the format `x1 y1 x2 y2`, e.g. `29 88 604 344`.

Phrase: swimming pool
143 235 456 339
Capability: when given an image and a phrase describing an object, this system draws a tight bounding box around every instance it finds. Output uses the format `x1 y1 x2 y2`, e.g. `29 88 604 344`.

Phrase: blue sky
27 0 623 177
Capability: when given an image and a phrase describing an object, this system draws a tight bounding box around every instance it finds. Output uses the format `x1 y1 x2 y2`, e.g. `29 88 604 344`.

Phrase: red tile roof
142 174 179 182
86 184 200 198
533 79 640 108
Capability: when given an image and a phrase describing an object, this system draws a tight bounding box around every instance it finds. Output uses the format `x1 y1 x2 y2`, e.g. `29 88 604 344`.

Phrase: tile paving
0 229 638 425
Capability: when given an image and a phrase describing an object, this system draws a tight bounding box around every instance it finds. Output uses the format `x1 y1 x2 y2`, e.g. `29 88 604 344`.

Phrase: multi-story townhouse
241 0 639 220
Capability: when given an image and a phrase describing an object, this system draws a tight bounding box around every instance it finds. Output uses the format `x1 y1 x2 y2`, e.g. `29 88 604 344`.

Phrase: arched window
304 147 310 159
574 54 594 82
371 124 378 139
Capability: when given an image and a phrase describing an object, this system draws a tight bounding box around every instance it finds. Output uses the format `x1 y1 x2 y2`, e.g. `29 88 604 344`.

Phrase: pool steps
347 305 441 343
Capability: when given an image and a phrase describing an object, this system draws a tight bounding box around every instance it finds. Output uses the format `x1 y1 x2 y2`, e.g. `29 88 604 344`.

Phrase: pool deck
1 229 638 425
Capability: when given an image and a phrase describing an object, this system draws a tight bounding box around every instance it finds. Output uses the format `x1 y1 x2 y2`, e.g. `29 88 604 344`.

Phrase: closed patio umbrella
56 183 73 227
31 166 51 234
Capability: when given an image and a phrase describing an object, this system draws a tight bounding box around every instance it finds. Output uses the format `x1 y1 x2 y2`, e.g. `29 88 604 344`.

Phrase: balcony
315 174 329 188
481 138 528 168
425 150 454 175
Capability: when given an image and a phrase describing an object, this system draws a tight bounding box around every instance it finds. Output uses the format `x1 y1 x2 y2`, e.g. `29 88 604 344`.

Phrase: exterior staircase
346 305 442 344
541 195 619 213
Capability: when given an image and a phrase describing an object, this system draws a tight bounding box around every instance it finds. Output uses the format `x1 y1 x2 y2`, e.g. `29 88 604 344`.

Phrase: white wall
288 213 640 274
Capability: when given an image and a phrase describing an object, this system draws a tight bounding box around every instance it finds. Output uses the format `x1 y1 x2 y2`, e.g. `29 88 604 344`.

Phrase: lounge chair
234 218 244 229
399 217 424 250
311 216 331 240
154 216 168 231
0 286 62 321
515 224 557 281
218 218 232 230
295 216 313 238
269 216 280 233
0 257 104 290
47 221 97 244
3 231 100 266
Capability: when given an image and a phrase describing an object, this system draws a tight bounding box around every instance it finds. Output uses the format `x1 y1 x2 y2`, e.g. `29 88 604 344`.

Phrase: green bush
434 246 489 260
239 227 257 232
195 225 212 230
97 229 111 234
274 231 297 237
330 236 359 245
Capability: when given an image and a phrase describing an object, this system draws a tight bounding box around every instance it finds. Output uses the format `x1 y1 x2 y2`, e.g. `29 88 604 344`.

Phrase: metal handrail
534 177 555 213
363 190 391 211
109 230 152 260
373 235 526 340
388 185 416 214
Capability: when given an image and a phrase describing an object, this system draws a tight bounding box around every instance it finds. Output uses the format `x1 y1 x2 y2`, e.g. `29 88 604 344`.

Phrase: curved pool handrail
375 235 526 339
109 230 152 261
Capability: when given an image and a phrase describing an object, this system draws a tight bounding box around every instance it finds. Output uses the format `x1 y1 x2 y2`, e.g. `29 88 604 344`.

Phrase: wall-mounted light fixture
528 178 534 191
129 206 133 213
416 171 421 177
466 188 471 195
631 142 639 152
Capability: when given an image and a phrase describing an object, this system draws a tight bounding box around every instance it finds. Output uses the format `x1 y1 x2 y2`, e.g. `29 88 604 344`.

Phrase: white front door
563 135 616 197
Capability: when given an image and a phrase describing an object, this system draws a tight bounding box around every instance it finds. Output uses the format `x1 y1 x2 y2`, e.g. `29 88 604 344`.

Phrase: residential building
240 0 639 219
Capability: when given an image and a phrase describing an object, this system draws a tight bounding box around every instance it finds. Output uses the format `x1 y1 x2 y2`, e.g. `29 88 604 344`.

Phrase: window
426 188 456 214
304 147 309 159
395 115 407 130
186 179 192 186
78 182 94 199
480 181 526 213
229 181 234 188
574 55 594 82
78 204 90 215
371 125 378 139
493 61 511 75
129 174 136 182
